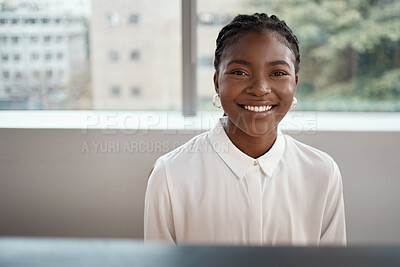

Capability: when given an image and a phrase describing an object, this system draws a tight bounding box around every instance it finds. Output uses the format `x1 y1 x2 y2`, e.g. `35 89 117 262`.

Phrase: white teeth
244 105 273 112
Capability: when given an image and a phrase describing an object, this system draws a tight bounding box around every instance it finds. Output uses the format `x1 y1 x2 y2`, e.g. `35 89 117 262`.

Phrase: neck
224 120 277 159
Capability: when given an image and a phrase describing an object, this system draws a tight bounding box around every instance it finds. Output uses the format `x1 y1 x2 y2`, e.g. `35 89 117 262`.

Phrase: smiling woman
144 13 346 246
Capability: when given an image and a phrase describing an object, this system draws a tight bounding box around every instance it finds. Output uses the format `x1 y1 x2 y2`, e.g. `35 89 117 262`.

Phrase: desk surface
1 238 400 267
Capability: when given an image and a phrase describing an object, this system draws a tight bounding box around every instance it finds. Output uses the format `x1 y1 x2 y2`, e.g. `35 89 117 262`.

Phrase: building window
110 86 121 96
130 50 140 60
197 55 213 67
14 54 20 61
58 70 64 77
197 13 231 26
0 18 8 24
15 71 22 80
0 36 7 44
45 53 52 61
56 36 63 42
30 36 39 43
11 18 20 24
31 52 39 61
131 86 141 96
5 87 11 94
128 14 139 24
11 36 19 44
109 50 119 62
1 54 8 62
107 12 120 27
44 36 51 43
3 71 10 79
57 52 64 60
41 18 50 24
24 18 37 24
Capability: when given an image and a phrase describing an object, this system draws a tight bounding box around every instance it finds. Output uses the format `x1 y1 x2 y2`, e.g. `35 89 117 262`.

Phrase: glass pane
197 0 400 112
0 0 181 110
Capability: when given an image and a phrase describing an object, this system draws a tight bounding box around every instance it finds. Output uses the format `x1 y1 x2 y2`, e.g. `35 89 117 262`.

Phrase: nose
246 75 271 96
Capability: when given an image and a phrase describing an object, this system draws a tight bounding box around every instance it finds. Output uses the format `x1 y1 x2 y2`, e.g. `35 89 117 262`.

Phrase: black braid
214 13 300 74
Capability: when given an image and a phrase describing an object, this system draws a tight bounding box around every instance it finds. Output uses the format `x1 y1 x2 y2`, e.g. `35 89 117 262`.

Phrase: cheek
275 80 296 98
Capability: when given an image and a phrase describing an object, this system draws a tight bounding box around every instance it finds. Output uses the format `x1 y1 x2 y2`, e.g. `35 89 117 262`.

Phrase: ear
213 72 219 95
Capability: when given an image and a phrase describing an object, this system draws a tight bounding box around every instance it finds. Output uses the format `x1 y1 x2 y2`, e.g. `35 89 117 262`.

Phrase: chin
237 121 278 137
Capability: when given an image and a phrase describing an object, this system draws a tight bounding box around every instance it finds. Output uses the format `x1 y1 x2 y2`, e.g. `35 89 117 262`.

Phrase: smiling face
214 30 298 138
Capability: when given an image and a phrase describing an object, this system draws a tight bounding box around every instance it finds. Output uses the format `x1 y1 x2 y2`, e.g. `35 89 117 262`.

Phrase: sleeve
320 159 347 246
144 159 176 244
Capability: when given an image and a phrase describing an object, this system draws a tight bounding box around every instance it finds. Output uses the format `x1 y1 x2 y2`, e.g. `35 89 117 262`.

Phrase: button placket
247 165 263 245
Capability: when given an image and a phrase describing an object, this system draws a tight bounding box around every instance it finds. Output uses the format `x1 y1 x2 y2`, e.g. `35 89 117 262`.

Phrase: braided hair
214 13 300 74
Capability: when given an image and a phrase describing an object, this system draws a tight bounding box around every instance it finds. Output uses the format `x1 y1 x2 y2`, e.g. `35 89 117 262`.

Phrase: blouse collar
207 117 285 179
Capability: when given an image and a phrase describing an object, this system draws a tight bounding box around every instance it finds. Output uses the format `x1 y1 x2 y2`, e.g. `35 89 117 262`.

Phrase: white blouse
144 118 346 246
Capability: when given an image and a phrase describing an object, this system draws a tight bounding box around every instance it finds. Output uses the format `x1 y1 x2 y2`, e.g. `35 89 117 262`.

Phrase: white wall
1 127 400 244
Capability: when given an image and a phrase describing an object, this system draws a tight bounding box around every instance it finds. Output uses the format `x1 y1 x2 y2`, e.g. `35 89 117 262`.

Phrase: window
109 51 119 62
31 52 39 61
11 36 19 44
131 86 141 96
14 54 20 62
24 18 37 24
1 0 181 110
7 1 396 113
130 50 140 60
1 54 8 62
45 53 52 61
15 72 22 80
30 36 39 43
110 86 121 96
128 14 139 24
3 71 10 79
108 12 120 26
57 52 64 60
197 0 400 112
41 18 50 24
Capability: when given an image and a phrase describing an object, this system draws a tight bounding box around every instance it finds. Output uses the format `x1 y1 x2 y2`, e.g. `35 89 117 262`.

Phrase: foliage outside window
246 0 400 111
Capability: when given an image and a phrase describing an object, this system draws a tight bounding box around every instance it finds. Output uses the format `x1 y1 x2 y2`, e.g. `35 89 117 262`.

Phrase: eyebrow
226 59 251 67
227 59 291 68
267 60 291 68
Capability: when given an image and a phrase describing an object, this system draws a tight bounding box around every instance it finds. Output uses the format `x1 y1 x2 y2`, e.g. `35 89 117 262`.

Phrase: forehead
221 31 296 67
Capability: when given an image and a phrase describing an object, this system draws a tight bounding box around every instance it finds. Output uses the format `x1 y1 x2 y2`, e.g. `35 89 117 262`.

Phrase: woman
144 13 346 246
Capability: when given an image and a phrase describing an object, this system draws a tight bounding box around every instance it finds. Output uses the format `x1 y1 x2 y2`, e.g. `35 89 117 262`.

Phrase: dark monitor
1 238 400 267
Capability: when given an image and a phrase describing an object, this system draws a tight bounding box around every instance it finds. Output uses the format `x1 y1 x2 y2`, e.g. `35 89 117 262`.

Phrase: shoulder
155 131 210 166
282 133 340 179
150 131 211 177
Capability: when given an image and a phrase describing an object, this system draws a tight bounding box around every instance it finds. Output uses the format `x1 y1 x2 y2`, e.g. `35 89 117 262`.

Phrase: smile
243 105 274 112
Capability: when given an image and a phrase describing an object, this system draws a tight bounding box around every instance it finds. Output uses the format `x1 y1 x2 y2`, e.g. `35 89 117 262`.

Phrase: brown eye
273 71 286 76
231 70 247 76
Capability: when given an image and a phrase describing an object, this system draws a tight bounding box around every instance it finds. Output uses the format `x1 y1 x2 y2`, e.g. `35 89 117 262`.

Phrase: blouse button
253 160 258 166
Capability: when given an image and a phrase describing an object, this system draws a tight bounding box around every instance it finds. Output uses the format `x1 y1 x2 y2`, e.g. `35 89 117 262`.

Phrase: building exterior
0 0 89 109
90 0 181 110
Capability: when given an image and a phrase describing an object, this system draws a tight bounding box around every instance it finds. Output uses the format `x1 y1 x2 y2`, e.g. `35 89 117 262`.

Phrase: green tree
245 0 400 111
